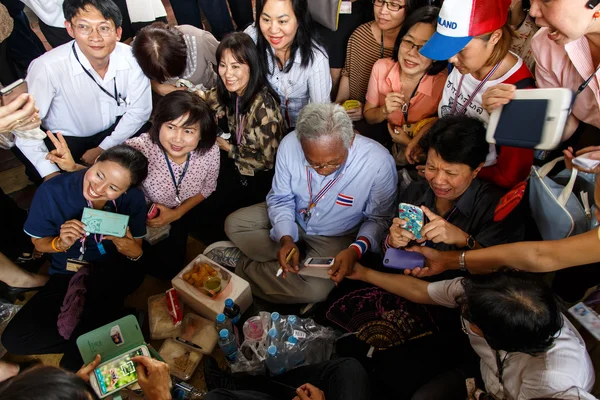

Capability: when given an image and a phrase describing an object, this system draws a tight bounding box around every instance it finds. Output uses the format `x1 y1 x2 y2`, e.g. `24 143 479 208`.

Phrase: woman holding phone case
483 0 600 144
387 116 524 268
2 144 149 371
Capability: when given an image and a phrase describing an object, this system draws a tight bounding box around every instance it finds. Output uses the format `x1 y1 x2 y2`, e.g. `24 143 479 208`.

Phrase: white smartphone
299 257 335 279
89 345 150 398
0 79 28 107
486 88 573 150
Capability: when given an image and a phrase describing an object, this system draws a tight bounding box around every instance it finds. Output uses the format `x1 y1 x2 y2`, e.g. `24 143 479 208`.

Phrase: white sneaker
203 241 243 269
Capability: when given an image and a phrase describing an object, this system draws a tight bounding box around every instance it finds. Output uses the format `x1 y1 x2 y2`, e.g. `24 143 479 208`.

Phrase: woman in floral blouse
192 32 286 244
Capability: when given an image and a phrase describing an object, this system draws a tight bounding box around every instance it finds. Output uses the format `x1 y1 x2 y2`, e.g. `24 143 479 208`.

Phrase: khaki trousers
225 202 356 304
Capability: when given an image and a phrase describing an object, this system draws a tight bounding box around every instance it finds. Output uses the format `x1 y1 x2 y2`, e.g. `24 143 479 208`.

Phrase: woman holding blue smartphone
386 116 524 267
2 143 149 371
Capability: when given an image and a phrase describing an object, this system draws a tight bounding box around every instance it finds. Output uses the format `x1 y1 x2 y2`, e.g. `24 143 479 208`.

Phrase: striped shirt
245 25 332 128
342 21 394 103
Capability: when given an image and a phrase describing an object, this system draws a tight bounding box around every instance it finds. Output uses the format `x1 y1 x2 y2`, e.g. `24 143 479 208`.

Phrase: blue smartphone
398 203 425 240
81 208 129 237
383 248 425 270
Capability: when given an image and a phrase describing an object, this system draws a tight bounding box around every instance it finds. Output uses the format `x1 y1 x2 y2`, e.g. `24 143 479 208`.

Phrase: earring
594 11 600 19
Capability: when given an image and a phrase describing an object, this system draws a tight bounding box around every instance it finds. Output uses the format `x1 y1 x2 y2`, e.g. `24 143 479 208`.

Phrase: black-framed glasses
401 39 425 52
372 0 406 12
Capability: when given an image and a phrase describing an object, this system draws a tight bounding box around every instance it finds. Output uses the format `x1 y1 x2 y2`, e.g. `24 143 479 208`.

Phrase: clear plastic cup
243 316 264 341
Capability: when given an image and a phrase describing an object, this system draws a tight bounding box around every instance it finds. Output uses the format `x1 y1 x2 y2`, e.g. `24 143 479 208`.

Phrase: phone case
383 248 425 270
298 265 332 279
398 203 424 240
147 204 159 220
0 79 27 106
82 207 129 237
487 88 573 150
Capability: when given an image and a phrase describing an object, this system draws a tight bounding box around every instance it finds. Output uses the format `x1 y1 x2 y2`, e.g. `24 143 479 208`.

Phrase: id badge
340 1 352 14
66 258 89 273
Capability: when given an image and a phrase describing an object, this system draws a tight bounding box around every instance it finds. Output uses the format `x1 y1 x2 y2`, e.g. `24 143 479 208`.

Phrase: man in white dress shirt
14 0 151 183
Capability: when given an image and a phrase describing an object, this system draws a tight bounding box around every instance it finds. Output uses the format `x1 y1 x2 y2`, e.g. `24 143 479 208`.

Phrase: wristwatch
459 251 467 272
465 235 476 250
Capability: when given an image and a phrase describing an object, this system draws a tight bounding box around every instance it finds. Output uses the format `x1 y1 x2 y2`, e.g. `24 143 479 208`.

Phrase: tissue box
172 254 252 321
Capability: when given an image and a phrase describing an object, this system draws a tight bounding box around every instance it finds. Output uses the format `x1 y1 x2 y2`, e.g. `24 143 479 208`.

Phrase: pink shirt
125 133 220 209
365 58 447 126
532 28 600 139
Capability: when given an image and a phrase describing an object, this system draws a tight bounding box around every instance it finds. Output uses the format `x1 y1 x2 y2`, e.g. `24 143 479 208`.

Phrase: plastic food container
148 293 183 340
172 254 252 321
178 313 218 354
144 224 171 245
159 338 203 381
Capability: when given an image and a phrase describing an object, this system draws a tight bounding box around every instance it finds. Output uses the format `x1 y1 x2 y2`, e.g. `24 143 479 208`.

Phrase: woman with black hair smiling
245 0 331 129
193 32 286 243
363 5 447 164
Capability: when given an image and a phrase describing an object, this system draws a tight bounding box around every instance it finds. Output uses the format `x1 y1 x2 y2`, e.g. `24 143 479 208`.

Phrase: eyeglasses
372 0 406 11
73 23 115 37
306 162 344 171
401 39 425 52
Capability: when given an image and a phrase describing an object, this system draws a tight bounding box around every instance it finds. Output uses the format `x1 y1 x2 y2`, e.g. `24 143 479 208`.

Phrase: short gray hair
295 104 355 149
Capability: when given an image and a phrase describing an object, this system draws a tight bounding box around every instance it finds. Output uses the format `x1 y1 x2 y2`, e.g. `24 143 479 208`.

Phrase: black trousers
1 255 145 371
169 0 253 40
189 156 274 245
38 21 73 48
205 358 371 400
0 187 31 259
1 2 45 77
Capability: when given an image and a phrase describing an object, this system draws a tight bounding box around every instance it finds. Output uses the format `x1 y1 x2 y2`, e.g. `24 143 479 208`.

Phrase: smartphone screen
94 347 144 395
307 258 334 266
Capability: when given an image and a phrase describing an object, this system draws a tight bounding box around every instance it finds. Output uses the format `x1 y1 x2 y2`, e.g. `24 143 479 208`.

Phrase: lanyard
495 350 509 386
572 63 600 106
235 97 246 145
72 43 123 106
163 149 190 204
298 167 344 223
451 61 503 115
79 200 118 258
402 73 426 122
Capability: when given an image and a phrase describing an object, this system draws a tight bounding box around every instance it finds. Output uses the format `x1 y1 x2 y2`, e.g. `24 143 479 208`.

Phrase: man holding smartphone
211 104 397 305
13 0 151 184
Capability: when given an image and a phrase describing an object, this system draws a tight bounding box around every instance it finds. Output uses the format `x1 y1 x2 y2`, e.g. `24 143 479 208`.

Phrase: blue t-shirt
24 170 147 275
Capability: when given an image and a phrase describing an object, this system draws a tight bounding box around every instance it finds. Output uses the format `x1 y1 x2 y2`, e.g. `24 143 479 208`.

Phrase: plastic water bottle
271 311 282 331
287 315 306 341
218 329 237 362
268 327 280 347
224 298 241 324
265 345 286 376
215 313 233 335
284 336 305 368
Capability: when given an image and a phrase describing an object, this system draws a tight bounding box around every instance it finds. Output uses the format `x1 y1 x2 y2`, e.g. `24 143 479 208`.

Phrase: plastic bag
229 312 337 375
0 302 21 357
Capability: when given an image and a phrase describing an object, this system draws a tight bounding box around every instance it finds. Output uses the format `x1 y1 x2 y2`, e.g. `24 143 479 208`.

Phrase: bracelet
51 236 66 252
349 238 370 259
128 251 143 262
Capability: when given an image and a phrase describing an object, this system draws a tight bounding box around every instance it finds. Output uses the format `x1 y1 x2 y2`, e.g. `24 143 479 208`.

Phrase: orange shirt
365 58 447 127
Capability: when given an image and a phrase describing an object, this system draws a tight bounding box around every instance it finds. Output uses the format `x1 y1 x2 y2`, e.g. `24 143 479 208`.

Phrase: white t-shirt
427 278 596 400
438 56 530 166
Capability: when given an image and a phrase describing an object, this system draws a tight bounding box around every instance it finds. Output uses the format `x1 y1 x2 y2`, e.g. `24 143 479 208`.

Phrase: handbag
308 0 343 31
494 180 527 222
529 156 595 241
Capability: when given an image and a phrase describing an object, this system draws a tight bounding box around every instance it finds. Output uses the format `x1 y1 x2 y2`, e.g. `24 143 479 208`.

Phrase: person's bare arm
335 76 350 104
150 81 186 96
406 228 600 277
348 263 436 304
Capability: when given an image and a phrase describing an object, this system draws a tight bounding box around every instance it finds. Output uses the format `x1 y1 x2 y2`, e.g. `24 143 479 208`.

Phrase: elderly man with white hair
206 103 397 304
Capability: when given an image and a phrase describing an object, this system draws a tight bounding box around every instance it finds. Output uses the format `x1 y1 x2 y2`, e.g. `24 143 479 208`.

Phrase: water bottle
287 315 306 341
224 298 241 324
284 336 305 368
218 329 238 362
271 311 282 331
265 344 286 376
215 313 233 335
268 327 280 347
